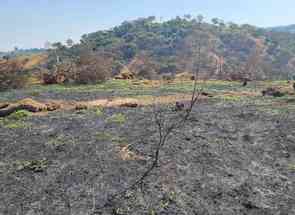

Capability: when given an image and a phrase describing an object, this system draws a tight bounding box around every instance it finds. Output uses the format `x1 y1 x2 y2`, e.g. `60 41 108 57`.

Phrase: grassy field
1 79 295 114
0 79 292 98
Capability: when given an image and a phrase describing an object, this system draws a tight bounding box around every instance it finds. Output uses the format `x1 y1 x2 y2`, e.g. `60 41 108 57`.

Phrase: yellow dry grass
220 91 259 97
22 54 47 70
117 145 145 161
0 54 47 70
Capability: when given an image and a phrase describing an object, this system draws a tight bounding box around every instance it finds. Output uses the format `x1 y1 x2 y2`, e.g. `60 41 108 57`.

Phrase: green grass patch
1 80 161 102
96 131 127 144
7 110 32 120
4 121 27 129
96 132 113 141
29 91 41 97
94 107 103 117
107 113 126 124
13 158 48 172
0 80 292 104
216 95 243 102
46 134 76 148
0 110 31 129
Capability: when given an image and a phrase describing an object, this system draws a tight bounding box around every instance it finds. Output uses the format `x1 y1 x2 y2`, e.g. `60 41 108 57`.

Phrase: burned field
0 80 295 215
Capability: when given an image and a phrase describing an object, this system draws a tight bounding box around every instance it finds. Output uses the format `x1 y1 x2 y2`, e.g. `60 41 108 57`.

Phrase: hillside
0 54 47 70
1 15 295 215
268 24 295 33
48 16 295 80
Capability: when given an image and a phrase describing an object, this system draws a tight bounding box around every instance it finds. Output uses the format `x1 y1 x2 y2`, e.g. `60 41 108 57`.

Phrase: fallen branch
0 103 9 109
0 98 56 117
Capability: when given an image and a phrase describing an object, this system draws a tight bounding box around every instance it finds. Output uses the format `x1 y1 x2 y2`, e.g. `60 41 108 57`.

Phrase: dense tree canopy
48 15 295 79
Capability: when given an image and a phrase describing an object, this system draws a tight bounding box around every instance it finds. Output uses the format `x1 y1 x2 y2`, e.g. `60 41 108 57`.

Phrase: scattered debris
42 72 66 84
115 69 135 80
175 101 185 111
118 145 145 161
175 72 195 81
13 159 48 173
0 103 9 109
75 103 88 110
262 87 285 97
119 102 138 108
0 98 47 117
45 101 61 111
201 91 214 97
242 78 251 87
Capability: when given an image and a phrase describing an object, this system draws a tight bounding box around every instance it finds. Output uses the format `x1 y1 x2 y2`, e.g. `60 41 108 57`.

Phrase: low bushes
43 52 112 85
0 61 29 91
262 87 286 97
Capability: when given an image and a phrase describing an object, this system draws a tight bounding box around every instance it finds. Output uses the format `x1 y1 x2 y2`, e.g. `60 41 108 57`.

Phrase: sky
1 0 295 51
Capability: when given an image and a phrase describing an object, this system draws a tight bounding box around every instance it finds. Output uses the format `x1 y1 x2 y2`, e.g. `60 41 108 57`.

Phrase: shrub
42 72 60 84
0 61 29 91
262 87 286 97
42 63 73 84
95 108 103 116
74 52 112 84
75 65 108 84
43 52 112 85
162 73 175 81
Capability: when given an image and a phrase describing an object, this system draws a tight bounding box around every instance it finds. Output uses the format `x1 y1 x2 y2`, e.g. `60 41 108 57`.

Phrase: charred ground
0 80 294 215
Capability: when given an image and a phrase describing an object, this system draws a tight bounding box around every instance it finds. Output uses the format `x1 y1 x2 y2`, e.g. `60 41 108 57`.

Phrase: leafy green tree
44 15 295 80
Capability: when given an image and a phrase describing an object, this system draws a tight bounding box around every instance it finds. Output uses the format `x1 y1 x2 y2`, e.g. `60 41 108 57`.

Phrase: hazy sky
1 0 295 51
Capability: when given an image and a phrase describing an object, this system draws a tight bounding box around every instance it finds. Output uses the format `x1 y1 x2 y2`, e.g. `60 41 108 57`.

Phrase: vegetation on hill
46 15 295 81
0 54 48 91
1 48 45 58
2 16 295 91
268 24 295 33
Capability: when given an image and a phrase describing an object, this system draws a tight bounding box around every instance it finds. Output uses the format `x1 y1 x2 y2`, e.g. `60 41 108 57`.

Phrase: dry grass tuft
117 145 145 161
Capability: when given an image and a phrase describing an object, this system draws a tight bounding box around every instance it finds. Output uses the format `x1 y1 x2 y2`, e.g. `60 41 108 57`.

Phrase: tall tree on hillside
66 39 74 48
51 42 65 65
245 40 264 80
228 22 240 33
211 18 226 79
182 15 219 79
212 18 219 26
